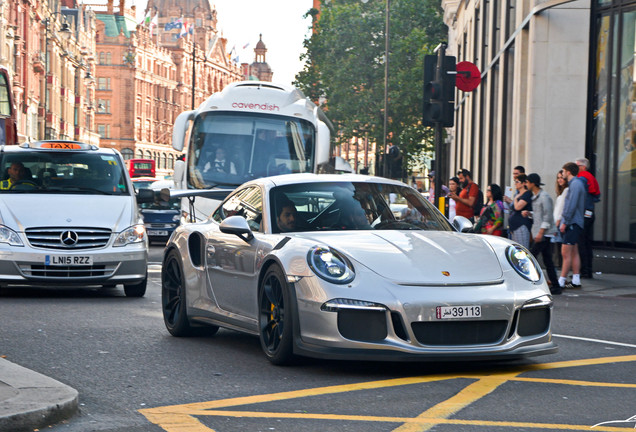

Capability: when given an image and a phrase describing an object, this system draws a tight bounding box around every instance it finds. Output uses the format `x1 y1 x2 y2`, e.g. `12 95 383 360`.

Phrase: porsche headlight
113 224 146 247
506 245 541 282
0 225 24 247
308 247 355 284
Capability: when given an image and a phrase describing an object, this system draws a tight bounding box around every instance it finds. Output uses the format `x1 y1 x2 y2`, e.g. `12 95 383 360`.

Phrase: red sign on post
455 61 481 92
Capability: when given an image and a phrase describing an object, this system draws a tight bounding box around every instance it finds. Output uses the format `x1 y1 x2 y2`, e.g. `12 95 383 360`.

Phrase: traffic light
423 54 456 127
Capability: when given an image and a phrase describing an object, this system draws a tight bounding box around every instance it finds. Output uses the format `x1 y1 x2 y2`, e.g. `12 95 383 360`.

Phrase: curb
0 358 78 432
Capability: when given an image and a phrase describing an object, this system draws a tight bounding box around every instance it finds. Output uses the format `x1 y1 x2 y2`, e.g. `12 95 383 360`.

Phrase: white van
0 141 153 296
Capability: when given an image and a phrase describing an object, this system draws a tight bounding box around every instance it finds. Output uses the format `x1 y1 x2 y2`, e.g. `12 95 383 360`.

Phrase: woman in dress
508 174 533 247
447 176 461 221
476 184 505 236
552 170 569 266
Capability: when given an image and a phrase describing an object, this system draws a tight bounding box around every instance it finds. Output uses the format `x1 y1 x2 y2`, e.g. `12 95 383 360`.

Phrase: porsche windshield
0 151 129 195
270 181 454 233
187 112 316 189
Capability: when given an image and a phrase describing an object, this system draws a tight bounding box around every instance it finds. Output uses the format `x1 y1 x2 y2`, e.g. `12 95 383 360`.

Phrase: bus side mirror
315 121 331 166
173 159 186 189
172 110 196 151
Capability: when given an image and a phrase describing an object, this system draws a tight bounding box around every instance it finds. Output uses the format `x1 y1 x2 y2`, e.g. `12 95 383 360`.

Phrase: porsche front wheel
258 266 296 365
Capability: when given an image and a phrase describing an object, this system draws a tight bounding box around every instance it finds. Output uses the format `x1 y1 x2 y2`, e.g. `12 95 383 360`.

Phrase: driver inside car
0 161 27 189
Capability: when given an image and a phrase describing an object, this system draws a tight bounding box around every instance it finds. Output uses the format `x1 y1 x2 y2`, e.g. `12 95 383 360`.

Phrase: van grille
20 264 116 278
25 227 112 250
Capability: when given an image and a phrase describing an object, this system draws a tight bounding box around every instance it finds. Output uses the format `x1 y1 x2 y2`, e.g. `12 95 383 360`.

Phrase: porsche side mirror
452 215 474 233
220 215 254 242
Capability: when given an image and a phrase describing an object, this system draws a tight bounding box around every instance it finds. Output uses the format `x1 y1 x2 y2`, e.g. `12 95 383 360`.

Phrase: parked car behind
0 140 153 296
140 180 180 245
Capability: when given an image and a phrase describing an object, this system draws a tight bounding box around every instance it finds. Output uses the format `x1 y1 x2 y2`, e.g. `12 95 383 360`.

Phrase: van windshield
186 112 316 189
0 151 129 195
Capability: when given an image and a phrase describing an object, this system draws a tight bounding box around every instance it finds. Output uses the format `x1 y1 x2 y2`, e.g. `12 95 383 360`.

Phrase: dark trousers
577 214 595 276
531 239 559 288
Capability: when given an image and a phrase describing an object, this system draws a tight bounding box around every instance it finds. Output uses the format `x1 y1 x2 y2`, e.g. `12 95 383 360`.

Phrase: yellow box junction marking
139 354 636 432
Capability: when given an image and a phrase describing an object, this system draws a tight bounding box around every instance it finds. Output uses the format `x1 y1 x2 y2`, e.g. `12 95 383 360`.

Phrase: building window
592 8 636 247
97 77 111 90
97 99 110 114
121 148 134 160
98 51 112 65
97 124 110 138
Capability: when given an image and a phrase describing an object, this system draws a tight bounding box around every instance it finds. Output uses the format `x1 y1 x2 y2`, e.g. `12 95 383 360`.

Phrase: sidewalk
0 357 77 432
0 273 634 431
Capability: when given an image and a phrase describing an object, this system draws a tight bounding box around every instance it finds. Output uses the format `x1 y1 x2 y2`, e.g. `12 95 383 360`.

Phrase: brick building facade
94 0 242 178
0 0 244 179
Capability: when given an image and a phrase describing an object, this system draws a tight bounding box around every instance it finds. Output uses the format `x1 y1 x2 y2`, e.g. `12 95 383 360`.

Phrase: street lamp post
43 13 72 139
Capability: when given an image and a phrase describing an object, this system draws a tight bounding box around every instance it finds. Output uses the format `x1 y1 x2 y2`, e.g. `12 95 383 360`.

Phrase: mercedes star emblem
60 230 79 246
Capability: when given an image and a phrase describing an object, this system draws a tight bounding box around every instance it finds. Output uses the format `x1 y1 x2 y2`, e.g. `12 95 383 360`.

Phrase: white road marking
554 334 636 349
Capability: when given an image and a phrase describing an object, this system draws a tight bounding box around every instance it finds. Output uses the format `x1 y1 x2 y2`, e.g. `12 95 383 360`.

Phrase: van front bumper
0 246 148 287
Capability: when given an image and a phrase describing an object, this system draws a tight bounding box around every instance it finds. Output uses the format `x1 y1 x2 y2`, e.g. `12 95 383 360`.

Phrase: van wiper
40 186 115 195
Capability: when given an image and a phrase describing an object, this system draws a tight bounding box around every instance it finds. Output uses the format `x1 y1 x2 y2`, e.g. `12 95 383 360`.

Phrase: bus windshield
186 112 316 189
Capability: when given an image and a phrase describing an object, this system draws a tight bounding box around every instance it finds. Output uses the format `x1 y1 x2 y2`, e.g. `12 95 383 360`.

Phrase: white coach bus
170 81 337 222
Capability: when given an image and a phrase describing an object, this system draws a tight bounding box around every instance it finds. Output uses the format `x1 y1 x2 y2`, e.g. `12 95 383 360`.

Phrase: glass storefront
592 5 636 247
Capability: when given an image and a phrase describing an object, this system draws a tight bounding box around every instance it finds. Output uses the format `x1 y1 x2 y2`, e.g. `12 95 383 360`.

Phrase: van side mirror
220 215 254 242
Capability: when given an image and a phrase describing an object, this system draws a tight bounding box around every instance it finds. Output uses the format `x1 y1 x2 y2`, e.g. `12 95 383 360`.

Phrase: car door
206 186 263 319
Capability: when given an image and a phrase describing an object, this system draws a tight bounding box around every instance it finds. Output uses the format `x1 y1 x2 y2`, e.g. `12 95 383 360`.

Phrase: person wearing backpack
449 168 480 222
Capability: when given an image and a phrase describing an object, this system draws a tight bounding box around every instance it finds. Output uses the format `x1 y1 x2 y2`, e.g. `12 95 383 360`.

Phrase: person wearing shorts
558 162 586 289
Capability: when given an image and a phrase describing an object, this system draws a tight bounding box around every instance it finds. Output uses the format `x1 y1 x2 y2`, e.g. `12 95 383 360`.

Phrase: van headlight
0 225 24 246
506 245 541 282
307 247 355 284
113 224 146 247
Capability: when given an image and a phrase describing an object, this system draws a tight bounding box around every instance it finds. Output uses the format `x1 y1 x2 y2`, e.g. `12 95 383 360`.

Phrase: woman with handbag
475 184 505 236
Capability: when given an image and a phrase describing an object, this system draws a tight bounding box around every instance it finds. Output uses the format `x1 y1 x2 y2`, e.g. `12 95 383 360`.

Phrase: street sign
455 61 481 92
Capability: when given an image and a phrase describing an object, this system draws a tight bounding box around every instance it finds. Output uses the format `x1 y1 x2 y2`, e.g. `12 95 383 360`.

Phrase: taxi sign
40 142 82 149
27 140 93 150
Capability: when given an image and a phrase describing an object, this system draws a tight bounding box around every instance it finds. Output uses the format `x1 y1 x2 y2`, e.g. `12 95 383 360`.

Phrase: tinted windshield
0 151 129 195
269 181 453 233
187 112 315 188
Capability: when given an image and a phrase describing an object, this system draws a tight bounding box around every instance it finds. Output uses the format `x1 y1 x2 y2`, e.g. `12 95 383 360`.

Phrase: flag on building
149 13 159 32
139 9 151 26
179 21 188 38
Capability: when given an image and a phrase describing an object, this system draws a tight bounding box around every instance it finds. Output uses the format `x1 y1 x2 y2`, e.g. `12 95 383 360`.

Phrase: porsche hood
297 231 504 285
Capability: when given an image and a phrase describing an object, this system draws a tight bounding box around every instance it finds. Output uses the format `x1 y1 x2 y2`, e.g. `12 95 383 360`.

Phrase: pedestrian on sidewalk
552 169 569 267
508 174 533 248
558 162 586 290
575 157 601 279
524 173 561 294
449 168 479 222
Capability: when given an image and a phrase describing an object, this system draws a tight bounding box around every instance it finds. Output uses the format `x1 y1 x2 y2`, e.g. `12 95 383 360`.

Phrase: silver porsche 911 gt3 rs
161 174 557 365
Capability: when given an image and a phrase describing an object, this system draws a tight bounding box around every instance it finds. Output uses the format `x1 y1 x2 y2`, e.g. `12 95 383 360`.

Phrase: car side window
212 186 263 232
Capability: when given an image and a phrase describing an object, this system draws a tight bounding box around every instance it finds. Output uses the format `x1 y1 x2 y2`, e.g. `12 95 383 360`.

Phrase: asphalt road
0 244 634 432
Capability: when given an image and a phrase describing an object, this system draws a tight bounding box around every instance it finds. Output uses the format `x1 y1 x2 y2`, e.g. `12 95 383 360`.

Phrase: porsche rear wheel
258 266 296 365
162 249 218 337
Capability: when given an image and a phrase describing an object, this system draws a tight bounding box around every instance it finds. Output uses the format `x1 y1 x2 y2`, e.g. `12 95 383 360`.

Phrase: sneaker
565 282 581 289
550 287 562 295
